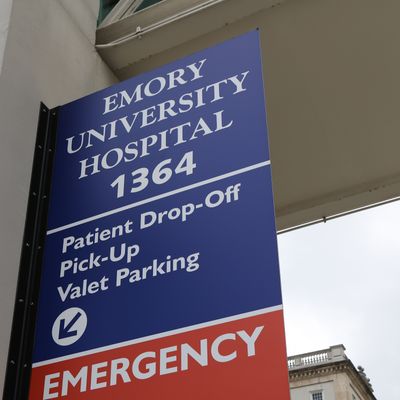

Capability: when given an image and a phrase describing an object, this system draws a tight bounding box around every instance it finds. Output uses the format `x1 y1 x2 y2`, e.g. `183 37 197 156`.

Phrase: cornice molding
289 359 376 400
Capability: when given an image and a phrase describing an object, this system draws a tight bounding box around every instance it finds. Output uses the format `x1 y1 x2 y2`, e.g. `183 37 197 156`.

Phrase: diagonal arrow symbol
58 311 82 339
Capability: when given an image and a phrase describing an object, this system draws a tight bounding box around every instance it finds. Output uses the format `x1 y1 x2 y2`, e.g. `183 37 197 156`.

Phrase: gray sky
278 201 400 400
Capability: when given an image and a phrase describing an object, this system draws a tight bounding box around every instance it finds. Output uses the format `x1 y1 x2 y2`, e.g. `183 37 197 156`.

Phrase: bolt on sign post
22 31 290 399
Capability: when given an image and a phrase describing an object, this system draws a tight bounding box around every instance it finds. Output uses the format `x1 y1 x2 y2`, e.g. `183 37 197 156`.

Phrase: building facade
288 345 376 400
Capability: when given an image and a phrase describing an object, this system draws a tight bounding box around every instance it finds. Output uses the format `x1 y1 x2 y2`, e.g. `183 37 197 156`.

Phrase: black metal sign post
3 104 58 400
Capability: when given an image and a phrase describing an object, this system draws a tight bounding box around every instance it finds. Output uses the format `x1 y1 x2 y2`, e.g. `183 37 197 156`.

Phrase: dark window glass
98 0 120 25
312 392 323 400
135 0 163 13
98 0 165 25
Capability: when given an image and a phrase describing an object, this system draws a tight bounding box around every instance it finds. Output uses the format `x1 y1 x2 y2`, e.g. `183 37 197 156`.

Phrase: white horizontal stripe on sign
32 304 282 368
47 160 271 235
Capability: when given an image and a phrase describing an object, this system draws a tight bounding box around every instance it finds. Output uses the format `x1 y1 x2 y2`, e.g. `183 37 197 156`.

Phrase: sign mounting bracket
3 104 58 400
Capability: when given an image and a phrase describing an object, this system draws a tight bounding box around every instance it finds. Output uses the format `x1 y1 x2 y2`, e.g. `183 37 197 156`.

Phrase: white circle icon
52 307 87 346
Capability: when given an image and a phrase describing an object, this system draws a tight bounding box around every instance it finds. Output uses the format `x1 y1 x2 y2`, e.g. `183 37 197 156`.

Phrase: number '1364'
110 151 197 199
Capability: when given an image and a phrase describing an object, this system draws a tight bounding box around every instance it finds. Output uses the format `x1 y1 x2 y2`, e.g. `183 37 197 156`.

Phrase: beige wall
0 0 117 392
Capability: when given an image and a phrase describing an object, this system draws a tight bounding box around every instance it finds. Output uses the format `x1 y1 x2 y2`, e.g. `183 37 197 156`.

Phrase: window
135 0 164 13
312 392 323 400
98 0 120 25
97 0 164 25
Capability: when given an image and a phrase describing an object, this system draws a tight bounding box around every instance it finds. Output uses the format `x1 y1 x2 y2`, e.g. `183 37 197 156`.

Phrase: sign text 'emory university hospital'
28 31 290 399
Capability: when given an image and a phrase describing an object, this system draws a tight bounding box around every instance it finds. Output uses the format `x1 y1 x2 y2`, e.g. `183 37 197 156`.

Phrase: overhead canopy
96 0 400 230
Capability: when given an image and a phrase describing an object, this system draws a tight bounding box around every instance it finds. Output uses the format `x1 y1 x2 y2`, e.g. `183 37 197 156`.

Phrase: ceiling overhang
96 0 400 231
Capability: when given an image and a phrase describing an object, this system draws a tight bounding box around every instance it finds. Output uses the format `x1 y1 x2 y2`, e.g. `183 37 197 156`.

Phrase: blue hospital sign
29 31 290 399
